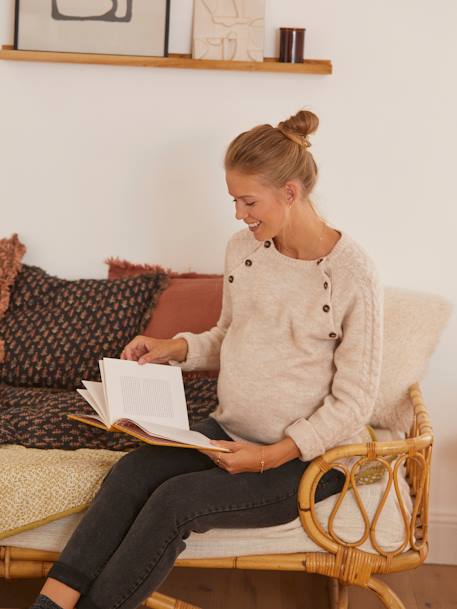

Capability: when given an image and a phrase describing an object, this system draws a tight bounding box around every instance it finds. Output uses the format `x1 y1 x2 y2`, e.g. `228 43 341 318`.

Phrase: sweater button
323 305 330 312
329 332 337 338
228 275 234 283
264 240 271 248
245 259 252 266
324 281 328 289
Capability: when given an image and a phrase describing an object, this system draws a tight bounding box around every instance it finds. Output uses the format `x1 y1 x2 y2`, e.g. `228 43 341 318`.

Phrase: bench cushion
1 463 412 557
0 430 413 556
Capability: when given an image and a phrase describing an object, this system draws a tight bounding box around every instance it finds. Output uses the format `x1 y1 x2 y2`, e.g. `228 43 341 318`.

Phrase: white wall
1 0 456 564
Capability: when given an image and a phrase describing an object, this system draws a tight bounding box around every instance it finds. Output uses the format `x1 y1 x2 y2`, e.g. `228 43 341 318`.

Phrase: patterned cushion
0 376 219 450
0 264 169 390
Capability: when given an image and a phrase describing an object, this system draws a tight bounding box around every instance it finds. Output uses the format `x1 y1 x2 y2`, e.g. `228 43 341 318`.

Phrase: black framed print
14 0 171 57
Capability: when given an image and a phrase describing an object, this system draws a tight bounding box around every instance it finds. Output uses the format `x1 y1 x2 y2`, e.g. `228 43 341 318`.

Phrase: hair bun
277 109 319 147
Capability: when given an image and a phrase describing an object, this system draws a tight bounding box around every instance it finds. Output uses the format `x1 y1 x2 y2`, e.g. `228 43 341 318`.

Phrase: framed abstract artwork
14 0 171 57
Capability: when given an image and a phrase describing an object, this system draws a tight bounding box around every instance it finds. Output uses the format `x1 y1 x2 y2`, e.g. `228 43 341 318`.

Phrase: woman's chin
248 224 264 239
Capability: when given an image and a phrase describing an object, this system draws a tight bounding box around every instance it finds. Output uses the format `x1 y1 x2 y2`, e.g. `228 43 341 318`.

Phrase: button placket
317 260 331 291
227 247 260 285
317 260 338 340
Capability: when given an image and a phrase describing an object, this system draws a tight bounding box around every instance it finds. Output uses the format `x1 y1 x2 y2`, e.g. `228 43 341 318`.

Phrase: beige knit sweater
171 228 384 462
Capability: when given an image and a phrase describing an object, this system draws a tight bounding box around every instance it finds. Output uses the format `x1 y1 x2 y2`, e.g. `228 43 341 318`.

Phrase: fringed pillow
0 234 27 363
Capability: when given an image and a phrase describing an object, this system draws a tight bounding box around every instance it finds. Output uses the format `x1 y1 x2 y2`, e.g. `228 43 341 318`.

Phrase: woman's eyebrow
228 193 255 199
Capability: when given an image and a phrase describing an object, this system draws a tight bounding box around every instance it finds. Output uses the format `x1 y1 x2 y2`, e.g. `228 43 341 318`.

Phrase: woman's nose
235 202 247 220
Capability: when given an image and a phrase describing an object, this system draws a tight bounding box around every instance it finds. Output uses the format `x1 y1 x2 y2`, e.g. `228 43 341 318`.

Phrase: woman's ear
284 180 300 205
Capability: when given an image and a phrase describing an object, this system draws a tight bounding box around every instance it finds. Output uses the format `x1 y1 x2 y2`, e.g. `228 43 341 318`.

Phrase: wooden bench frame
0 384 432 609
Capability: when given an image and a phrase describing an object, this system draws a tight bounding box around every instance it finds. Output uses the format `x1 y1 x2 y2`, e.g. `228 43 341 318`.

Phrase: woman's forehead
226 170 266 195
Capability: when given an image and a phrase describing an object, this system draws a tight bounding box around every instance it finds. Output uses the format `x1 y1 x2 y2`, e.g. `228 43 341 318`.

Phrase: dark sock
30 593 65 609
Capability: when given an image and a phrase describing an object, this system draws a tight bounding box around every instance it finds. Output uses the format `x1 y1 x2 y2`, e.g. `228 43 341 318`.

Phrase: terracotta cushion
106 257 223 378
144 276 223 339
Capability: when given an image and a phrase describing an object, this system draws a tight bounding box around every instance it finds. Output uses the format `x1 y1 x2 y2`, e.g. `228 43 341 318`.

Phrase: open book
68 357 230 453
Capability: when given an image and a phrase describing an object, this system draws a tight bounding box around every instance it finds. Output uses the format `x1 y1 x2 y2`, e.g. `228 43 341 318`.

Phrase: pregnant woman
30 108 383 609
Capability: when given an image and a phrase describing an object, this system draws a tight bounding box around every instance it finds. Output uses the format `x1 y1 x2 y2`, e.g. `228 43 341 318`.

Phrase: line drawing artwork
17 0 169 56
52 0 133 22
193 0 265 61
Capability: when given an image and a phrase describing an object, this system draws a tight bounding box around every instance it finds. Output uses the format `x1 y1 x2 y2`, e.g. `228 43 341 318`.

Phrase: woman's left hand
197 439 267 474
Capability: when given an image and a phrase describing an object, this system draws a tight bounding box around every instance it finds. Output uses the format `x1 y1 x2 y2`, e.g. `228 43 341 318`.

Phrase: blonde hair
224 109 320 201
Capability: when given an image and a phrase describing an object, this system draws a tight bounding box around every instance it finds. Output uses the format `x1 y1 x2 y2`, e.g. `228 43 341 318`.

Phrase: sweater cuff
284 418 326 463
167 332 207 371
168 332 194 371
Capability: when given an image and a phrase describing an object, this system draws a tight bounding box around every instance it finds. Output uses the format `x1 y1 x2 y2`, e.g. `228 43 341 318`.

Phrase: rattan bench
0 383 432 609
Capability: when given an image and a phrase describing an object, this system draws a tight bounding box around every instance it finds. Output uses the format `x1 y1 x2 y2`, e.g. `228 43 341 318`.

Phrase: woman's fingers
121 336 151 361
121 337 179 364
132 345 148 360
210 440 240 452
138 351 168 365
196 448 215 459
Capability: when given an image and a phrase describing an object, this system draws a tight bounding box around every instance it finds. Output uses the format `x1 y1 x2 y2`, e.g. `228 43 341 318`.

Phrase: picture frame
14 0 171 57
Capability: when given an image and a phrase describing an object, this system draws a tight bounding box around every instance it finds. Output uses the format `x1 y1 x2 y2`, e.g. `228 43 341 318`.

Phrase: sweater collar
265 229 347 267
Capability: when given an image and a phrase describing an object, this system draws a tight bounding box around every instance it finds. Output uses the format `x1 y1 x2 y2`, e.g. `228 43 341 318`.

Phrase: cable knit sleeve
168 243 233 371
284 266 384 462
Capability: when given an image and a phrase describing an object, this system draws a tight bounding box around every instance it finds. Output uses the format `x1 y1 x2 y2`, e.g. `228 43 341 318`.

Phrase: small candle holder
279 27 305 63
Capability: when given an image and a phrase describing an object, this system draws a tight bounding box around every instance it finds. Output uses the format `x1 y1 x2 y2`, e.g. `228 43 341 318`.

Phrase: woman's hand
197 440 268 475
120 336 188 364
198 437 302 473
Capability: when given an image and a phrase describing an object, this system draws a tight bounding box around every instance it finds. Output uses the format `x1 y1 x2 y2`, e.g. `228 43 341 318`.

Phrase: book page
81 381 109 423
76 388 109 426
99 360 110 419
101 357 190 430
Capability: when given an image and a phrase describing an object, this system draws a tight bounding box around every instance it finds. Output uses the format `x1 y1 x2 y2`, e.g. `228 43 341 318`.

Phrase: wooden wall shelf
0 45 332 74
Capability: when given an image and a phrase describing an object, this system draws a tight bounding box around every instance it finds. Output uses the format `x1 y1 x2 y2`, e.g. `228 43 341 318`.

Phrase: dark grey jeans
46 417 345 609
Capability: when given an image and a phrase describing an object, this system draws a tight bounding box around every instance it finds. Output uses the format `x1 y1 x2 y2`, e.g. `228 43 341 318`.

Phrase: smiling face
226 170 292 240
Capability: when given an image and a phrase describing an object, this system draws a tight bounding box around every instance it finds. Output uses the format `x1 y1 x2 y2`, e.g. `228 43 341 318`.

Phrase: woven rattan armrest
292 383 432 604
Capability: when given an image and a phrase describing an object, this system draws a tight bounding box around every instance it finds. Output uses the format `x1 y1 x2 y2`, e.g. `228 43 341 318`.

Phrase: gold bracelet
260 447 265 474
